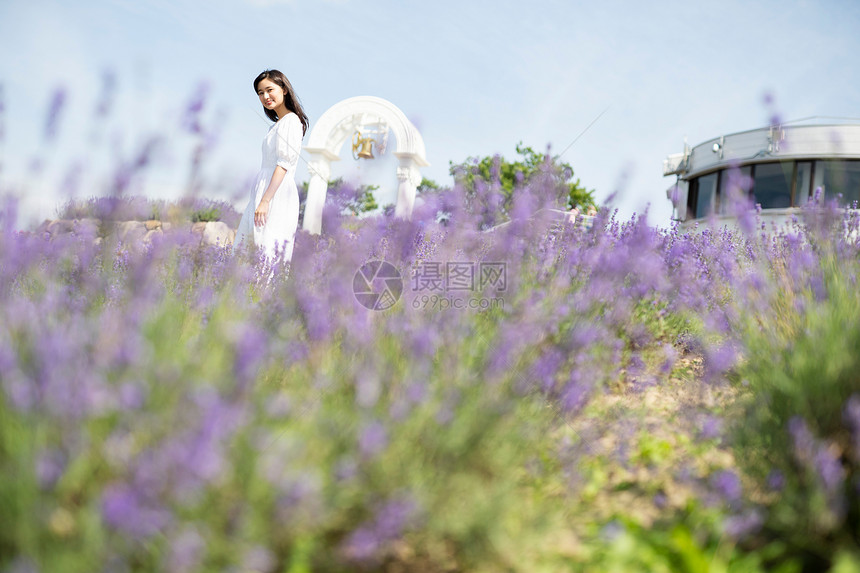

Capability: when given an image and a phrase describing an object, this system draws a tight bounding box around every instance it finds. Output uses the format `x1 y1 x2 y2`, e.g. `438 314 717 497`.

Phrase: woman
233 70 309 263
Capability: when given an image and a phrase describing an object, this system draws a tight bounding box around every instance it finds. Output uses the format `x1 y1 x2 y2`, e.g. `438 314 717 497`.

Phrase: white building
663 119 860 229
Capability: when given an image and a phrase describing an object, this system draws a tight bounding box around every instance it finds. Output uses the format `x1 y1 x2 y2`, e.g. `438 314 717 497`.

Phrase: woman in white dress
233 69 309 262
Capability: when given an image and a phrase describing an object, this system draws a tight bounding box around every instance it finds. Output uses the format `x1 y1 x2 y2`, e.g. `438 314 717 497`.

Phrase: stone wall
30 219 237 247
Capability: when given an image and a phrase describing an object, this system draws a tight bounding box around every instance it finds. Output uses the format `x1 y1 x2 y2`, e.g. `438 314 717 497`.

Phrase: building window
694 172 719 219
686 159 860 221
794 161 812 206
814 160 860 207
751 162 792 209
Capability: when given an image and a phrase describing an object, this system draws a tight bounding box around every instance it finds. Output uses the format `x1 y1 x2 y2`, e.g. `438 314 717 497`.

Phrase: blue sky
2 0 859 228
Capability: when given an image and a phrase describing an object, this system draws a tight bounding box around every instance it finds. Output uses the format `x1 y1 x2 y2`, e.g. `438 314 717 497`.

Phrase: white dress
233 112 303 262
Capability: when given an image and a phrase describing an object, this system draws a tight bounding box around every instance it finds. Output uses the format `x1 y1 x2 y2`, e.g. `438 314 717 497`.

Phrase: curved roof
665 121 860 180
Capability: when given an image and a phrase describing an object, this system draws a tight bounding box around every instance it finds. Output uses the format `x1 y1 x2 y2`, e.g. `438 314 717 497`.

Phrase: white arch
301 96 429 234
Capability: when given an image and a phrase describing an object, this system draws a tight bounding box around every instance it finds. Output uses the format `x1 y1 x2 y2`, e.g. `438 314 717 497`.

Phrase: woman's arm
254 165 287 227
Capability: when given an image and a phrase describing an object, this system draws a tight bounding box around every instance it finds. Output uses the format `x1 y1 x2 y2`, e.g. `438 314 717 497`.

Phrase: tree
298 177 379 218
448 142 595 217
417 177 441 194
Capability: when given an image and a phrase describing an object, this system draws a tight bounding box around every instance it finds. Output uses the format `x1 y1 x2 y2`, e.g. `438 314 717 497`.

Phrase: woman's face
256 78 285 111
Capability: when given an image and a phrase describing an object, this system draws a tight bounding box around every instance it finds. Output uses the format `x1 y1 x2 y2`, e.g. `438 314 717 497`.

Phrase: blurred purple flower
659 343 678 375
94 68 117 120
341 496 417 563
233 324 268 390
341 526 379 562
241 546 276 573
0 83 6 144
355 368 381 409
599 520 624 542
406 380 428 404
335 457 359 483
44 87 67 140
814 446 844 494
711 469 742 506
4 557 38 573
359 420 388 458
703 342 738 382
767 470 785 492
530 348 565 392
844 394 860 458
789 416 815 460
560 374 591 414
181 82 210 135
166 527 206 573
35 449 66 489
698 415 723 441
118 381 147 411
723 509 763 539
101 483 171 539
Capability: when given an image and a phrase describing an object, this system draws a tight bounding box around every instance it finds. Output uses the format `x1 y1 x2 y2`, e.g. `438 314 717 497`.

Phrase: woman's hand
255 198 271 227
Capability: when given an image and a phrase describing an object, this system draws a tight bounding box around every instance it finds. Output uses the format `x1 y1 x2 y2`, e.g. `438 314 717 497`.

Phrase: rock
35 219 53 234
116 221 146 243
73 218 100 238
93 237 103 247
144 219 161 231
191 222 207 235
202 221 232 246
47 220 75 235
162 222 173 232
142 229 163 244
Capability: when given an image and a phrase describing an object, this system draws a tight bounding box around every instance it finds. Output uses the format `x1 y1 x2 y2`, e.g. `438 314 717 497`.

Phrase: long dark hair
253 69 309 136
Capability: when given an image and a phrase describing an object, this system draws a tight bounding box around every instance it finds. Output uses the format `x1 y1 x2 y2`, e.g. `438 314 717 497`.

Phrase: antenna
557 105 611 159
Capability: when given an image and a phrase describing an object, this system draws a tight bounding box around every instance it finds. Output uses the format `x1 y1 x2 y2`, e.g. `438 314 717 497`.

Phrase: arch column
302 148 335 235
394 154 423 219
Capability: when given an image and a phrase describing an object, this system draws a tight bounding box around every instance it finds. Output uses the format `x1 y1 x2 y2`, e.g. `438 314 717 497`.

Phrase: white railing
483 208 596 233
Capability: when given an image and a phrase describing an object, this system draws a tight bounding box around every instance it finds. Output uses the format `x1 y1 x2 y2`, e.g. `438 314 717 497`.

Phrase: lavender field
3 160 860 572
